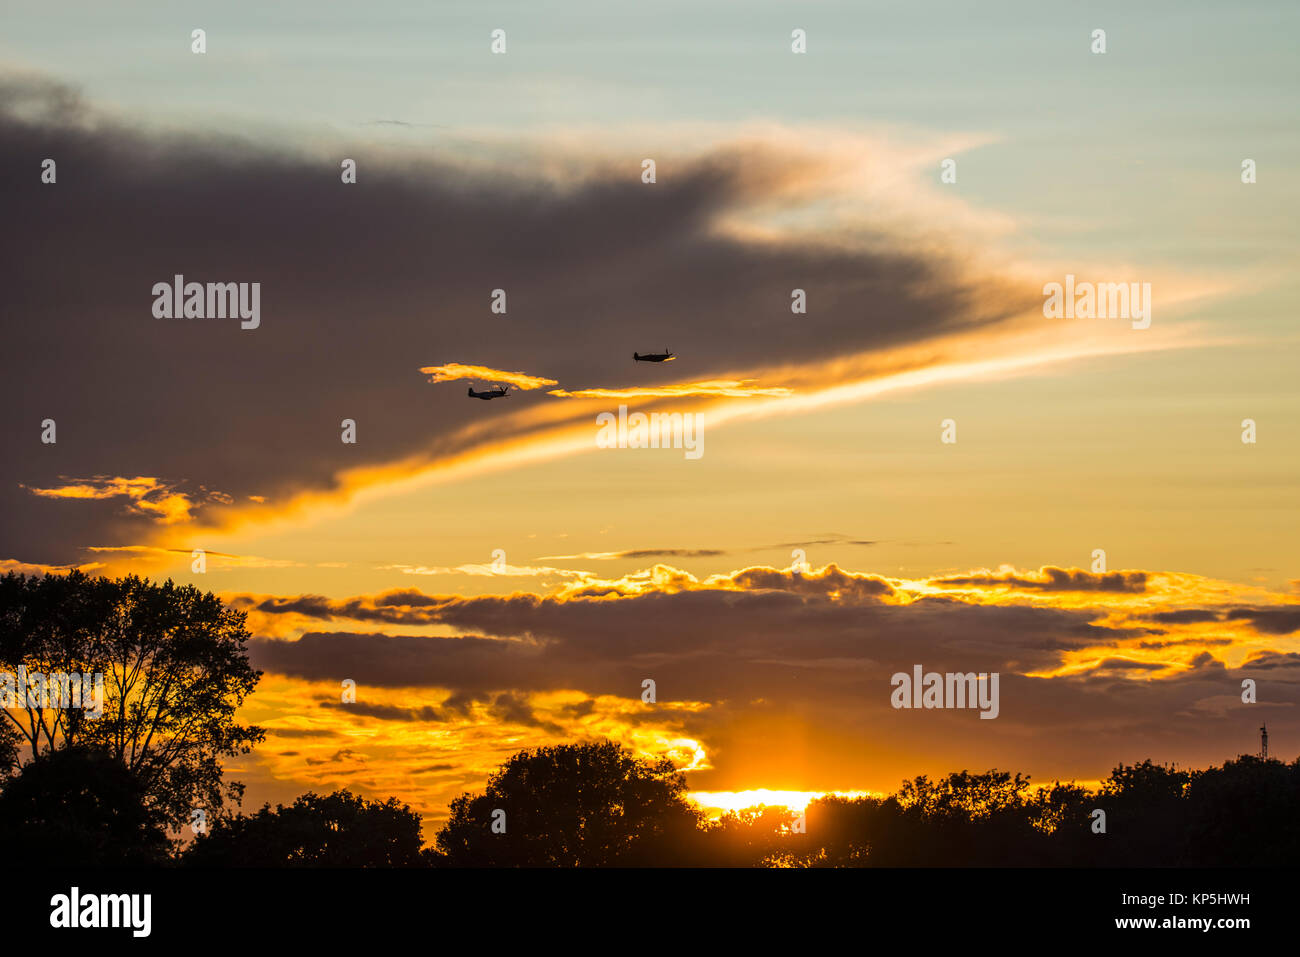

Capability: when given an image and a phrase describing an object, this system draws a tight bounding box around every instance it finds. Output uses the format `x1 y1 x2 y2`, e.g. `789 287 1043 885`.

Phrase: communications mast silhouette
1259 723 1269 760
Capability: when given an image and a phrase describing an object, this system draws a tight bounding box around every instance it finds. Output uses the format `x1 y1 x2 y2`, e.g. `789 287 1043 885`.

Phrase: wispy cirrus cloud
0 558 106 575
933 566 1149 594
535 548 727 561
418 363 558 390
381 561 591 579
21 476 210 525
547 379 793 399
85 545 321 570
537 537 879 560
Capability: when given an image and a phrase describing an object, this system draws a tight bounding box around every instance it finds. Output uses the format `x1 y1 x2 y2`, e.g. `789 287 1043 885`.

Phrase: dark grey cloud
0 73 1036 564
1089 657 1166 672
1134 607 1300 636
1137 637 1232 650
766 537 877 549
1240 651 1300 671
610 548 726 558
247 572 1135 702
935 567 1149 593
320 700 448 723
245 571 1300 789
1225 608 1300 635
540 536 878 561
1144 609 1222 624
304 747 362 766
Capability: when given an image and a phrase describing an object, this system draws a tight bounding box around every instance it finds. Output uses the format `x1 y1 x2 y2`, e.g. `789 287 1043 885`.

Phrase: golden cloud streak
231 561 1300 684
547 379 793 399
237 676 710 826
419 363 558 390
107 318 1215 576
24 475 198 524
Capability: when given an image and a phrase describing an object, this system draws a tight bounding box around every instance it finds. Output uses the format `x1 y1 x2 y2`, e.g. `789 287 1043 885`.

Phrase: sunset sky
2 1 1298 826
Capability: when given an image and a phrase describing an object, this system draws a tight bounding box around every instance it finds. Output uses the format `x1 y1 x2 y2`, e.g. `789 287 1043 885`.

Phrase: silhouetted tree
1093 760 1190 866
1026 781 1099 865
1182 755 1300 866
436 740 703 866
872 770 1039 866
0 747 170 865
794 794 887 866
429 749 1300 867
703 756 1300 868
0 722 17 779
0 571 264 829
707 804 802 866
183 790 426 866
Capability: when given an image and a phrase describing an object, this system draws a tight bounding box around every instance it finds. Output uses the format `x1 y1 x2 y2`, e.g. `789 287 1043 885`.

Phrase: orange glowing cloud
547 379 793 399
419 363 558 390
225 560 1300 808
0 558 106 575
23 476 201 524
85 545 312 570
238 675 710 826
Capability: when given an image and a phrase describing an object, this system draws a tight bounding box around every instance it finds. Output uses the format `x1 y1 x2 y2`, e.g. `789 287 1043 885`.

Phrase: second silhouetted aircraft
634 349 675 362
467 384 512 400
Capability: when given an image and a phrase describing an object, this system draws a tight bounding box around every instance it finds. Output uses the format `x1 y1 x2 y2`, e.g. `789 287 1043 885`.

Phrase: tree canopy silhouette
0 736 1276 866
0 746 170 865
0 570 264 829
183 790 426 867
0 721 17 779
435 740 703 866
706 803 802 866
715 756 1300 867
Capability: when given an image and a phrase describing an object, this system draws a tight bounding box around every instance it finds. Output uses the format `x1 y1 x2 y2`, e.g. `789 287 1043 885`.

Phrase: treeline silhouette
2 572 1294 867
2 740 1295 867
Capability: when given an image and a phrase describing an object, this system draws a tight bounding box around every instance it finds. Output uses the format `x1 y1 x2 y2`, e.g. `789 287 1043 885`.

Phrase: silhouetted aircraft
467 384 512 400
634 349 675 362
